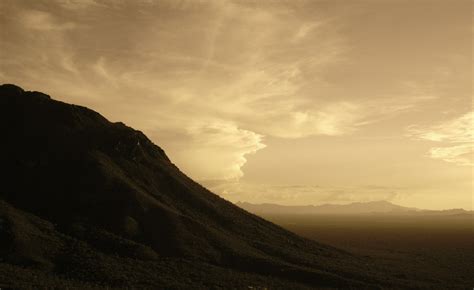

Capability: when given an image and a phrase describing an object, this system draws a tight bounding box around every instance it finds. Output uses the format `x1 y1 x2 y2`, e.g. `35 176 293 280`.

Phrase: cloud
93 57 114 82
55 0 100 10
253 102 362 138
155 121 266 180
428 144 472 166
409 111 473 143
0 0 465 185
184 121 266 180
293 21 323 42
20 10 77 31
408 111 473 166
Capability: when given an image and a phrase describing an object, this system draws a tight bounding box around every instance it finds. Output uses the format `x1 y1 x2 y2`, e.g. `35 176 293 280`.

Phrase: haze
0 0 472 210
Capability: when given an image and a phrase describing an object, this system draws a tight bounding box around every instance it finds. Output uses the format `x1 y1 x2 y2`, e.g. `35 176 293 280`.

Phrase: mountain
236 201 420 215
236 201 472 216
0 84 446 289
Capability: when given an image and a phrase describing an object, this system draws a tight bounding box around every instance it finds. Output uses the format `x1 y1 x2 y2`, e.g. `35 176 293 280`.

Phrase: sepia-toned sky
1 0 472 209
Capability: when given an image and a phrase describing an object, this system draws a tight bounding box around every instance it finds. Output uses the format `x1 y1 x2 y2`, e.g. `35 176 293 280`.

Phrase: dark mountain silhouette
0 84 447 289
237 201 473 216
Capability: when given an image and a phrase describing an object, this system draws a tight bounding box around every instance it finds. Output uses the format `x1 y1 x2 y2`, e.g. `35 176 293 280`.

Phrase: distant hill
237 201 472 216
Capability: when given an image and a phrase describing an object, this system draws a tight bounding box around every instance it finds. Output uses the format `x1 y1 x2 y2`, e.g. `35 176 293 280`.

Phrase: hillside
0 84 443 289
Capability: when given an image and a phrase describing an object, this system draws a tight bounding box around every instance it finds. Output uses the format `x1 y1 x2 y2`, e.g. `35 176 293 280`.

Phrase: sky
0 0 472 210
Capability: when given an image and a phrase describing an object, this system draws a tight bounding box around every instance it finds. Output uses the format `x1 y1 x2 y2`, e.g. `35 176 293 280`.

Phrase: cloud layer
0 0 471 209
0 0 353 180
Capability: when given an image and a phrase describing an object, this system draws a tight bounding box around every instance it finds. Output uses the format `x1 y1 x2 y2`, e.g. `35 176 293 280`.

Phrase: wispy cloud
20 10 77 31
55 0 101 10
408 112 473 166
292 21 324 42
409 111 473 143
428 144 472 166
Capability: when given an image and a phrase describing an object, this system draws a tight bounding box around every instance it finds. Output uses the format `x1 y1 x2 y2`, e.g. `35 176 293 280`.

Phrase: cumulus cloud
408 112 473 166
170 121 266 180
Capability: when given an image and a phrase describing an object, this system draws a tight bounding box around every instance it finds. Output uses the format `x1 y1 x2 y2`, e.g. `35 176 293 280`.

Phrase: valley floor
259 214 474 289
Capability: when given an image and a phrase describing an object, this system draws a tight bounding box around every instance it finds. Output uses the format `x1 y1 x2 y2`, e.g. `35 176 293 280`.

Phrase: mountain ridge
236 200 472 215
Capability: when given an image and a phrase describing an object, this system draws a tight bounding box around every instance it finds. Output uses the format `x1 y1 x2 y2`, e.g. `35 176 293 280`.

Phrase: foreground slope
0 84 415 288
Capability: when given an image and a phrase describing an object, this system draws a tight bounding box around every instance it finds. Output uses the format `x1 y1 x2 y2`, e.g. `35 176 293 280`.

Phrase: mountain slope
0 84 417 288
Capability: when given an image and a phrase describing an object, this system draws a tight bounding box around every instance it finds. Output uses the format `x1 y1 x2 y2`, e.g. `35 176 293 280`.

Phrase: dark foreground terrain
254 213 474 290
0 84 471 289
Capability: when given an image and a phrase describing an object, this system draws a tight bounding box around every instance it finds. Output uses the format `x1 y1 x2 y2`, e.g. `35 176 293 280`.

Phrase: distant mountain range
236 201 472 216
